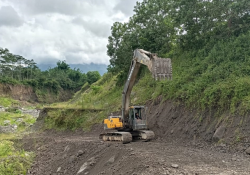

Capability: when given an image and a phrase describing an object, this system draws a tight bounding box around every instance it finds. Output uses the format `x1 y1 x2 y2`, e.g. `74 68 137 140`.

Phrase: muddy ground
20 128 250 175
21 99 250 175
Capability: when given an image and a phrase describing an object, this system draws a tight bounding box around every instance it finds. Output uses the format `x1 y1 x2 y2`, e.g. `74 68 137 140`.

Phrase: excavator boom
101 49 172 143
122 49 172 124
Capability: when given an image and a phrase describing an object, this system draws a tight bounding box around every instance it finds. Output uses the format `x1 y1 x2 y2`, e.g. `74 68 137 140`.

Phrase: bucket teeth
152 57 172 81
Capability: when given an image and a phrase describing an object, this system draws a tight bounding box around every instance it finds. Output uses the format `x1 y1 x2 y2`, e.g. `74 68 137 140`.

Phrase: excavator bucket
134 49 172 81
151 56 172 80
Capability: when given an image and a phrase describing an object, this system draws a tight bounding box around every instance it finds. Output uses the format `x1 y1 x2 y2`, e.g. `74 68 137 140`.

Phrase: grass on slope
44 73 123 130
0 96 19 107
45 32 250 131
109 31 250 117
136 32 250 116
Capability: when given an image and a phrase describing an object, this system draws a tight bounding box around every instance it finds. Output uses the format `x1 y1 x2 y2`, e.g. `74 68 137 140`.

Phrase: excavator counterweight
100 49 172 143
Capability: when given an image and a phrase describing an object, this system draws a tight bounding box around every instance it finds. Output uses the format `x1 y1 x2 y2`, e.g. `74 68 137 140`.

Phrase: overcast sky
0 0 142 65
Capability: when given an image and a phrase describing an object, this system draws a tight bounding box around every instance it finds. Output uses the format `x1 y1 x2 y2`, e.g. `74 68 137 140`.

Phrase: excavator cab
129 106 147 130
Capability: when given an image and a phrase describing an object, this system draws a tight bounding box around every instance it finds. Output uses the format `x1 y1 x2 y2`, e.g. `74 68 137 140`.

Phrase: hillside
2 0 250 174
25 70 250 175
0 49 102 103
44 52 250 144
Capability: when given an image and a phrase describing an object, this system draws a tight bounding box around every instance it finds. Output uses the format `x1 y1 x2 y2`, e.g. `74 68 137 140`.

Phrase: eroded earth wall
0 83 37 102
147 99 250 150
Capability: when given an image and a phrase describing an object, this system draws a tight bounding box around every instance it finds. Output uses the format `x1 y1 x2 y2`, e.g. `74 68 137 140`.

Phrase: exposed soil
0 83 37 102
21 99 250 175
147 99 250 152
0 83 74 103
22 129 250 175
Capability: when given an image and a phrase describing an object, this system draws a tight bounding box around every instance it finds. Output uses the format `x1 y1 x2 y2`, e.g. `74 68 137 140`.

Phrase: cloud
9 0 107 16
114 0 141 16
72 17 111 38
0 0 140 65
0 6 23 27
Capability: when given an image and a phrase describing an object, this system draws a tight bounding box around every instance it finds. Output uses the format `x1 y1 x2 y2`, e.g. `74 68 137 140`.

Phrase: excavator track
132 130 155 141
139 130 155 141
100 130 155 143
100 132 132 144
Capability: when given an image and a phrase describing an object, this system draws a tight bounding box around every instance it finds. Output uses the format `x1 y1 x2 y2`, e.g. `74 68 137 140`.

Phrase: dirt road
22 131 250 175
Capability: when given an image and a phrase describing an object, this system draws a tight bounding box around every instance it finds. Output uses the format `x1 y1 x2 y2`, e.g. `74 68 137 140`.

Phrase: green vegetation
0 112 36 131
87 71 101 85
7 0 250 173
106 0 250 115
43 0 250 132
0 114 35 175
0 49 101 94
0 95 36 175
0 97 18 107
44 73 122 130
44 109 104 131
0 140 34 175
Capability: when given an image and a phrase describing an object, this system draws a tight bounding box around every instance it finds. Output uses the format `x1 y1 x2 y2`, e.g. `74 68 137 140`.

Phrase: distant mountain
37 63 108 75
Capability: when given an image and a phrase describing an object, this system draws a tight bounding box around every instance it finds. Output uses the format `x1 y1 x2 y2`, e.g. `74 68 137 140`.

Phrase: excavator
100 49 172 143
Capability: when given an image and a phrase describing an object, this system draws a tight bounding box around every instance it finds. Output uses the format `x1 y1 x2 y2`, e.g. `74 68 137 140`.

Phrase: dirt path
22 131 250 175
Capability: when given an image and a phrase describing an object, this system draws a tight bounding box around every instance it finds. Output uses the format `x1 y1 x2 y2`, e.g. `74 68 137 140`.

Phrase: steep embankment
40 72 250 149
0 83 37 102
0 83 74 103
147 99 250 151
24 72 250 174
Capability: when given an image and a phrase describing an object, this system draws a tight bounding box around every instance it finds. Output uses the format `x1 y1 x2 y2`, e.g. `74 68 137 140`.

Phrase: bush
91 85 102 94
0 140 34 175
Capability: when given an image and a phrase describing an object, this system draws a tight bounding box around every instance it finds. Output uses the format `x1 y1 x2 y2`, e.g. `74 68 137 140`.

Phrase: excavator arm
122 49 172 126
101 49 172 143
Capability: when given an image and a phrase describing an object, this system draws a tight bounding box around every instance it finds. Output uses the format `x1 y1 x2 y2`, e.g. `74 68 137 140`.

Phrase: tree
0 47 90 92
107 0 176 84
56 60 70 71
87 71 101 84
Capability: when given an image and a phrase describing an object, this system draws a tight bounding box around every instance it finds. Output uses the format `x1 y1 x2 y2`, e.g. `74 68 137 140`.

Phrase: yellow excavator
100 49 172 143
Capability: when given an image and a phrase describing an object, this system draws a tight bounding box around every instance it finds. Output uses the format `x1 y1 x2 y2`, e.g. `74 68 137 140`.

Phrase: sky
0 0 142 65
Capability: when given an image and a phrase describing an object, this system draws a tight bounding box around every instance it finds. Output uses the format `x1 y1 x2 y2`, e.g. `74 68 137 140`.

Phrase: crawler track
100 132 132 143
100 130 155 143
